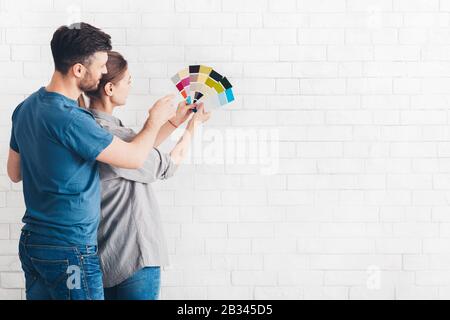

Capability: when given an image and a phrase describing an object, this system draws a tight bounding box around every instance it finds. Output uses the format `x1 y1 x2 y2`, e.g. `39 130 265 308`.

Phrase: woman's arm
154 121 177 148
154 101 196 148
170 103 211 166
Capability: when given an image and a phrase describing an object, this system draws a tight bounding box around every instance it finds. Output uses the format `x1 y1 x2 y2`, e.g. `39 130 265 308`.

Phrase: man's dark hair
50 22 112 74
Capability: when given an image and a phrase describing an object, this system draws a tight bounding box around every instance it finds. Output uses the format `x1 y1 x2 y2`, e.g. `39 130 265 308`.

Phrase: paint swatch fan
171 65 235 111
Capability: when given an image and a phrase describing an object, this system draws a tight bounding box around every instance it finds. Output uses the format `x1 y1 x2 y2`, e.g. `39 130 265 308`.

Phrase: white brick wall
2 0 450 300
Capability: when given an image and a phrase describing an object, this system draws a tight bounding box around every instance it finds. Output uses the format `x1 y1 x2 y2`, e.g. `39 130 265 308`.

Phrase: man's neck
45 72 82 101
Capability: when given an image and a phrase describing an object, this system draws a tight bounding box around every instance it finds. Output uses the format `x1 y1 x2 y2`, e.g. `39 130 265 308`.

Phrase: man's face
78 52 108 92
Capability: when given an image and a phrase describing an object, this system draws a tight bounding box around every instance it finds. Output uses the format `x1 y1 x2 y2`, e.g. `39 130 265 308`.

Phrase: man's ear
104 82 114 97
72 63 85 79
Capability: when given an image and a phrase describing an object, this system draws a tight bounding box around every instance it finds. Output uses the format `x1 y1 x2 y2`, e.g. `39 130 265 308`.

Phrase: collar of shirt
38 87 79 108
89 109 123 127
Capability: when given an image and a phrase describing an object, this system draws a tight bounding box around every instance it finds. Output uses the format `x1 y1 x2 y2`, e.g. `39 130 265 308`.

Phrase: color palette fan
171 65 235 110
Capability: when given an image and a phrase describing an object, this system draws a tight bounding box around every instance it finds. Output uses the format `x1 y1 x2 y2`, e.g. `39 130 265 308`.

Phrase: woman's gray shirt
91 109 176 288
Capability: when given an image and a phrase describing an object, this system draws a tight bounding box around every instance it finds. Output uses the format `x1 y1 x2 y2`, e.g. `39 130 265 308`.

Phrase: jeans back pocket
30 257 70 300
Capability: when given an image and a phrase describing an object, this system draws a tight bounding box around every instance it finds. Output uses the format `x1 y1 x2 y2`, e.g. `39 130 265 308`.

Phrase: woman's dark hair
51 22 112 74
84 51 128 103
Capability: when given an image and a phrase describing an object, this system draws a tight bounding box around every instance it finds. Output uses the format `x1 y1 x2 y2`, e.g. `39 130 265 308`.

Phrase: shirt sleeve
9 125 19 153
62 112 114 161
9 103 22 153
107 147 177 184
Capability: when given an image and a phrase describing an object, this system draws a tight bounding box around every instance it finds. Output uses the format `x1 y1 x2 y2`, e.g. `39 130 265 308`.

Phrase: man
6 23 176 300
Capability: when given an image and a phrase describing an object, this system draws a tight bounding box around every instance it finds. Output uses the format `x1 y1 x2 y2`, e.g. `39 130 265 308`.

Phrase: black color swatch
189 65 200 74
220 77 233 89
209 70 223 82
194 92 204 102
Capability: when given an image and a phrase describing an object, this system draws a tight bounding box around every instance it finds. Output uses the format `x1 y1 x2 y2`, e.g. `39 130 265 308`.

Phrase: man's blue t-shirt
10 87 114 246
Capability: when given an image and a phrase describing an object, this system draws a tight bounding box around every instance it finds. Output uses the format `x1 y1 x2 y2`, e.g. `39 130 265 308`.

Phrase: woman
82 51 211 300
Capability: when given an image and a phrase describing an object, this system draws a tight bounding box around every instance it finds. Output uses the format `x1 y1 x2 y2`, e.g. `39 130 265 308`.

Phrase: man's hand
148 94 177 128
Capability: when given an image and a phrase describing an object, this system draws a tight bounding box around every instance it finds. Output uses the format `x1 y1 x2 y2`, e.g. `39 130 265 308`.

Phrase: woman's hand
170 100 198 127
189 103 211 125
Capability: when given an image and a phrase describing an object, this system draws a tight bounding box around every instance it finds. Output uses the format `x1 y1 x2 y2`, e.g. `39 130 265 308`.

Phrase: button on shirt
91 109 177 288
9 87 114 246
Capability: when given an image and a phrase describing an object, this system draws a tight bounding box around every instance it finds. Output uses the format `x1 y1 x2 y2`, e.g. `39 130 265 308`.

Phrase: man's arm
97 95 176 169
97 119 161 169
7 149 22 183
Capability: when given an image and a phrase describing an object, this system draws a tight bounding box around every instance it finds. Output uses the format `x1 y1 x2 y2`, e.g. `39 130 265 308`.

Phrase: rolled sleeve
10 105 21 153
107 148 177 184
153 148 177 180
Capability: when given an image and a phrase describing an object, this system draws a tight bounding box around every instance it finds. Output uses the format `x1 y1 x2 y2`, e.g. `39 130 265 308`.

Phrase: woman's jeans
19 231 104 300
104 267 161 300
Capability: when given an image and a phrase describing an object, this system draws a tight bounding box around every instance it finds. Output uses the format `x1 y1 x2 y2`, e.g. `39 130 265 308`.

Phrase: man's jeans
19 231 104 300
104 267 161 300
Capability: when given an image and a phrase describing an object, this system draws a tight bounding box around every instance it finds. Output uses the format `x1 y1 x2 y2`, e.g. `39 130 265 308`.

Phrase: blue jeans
19 231 104 300
104 267 161 300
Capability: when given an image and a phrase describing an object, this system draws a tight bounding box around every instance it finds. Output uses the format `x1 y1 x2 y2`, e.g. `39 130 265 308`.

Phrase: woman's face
110 68 131 107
